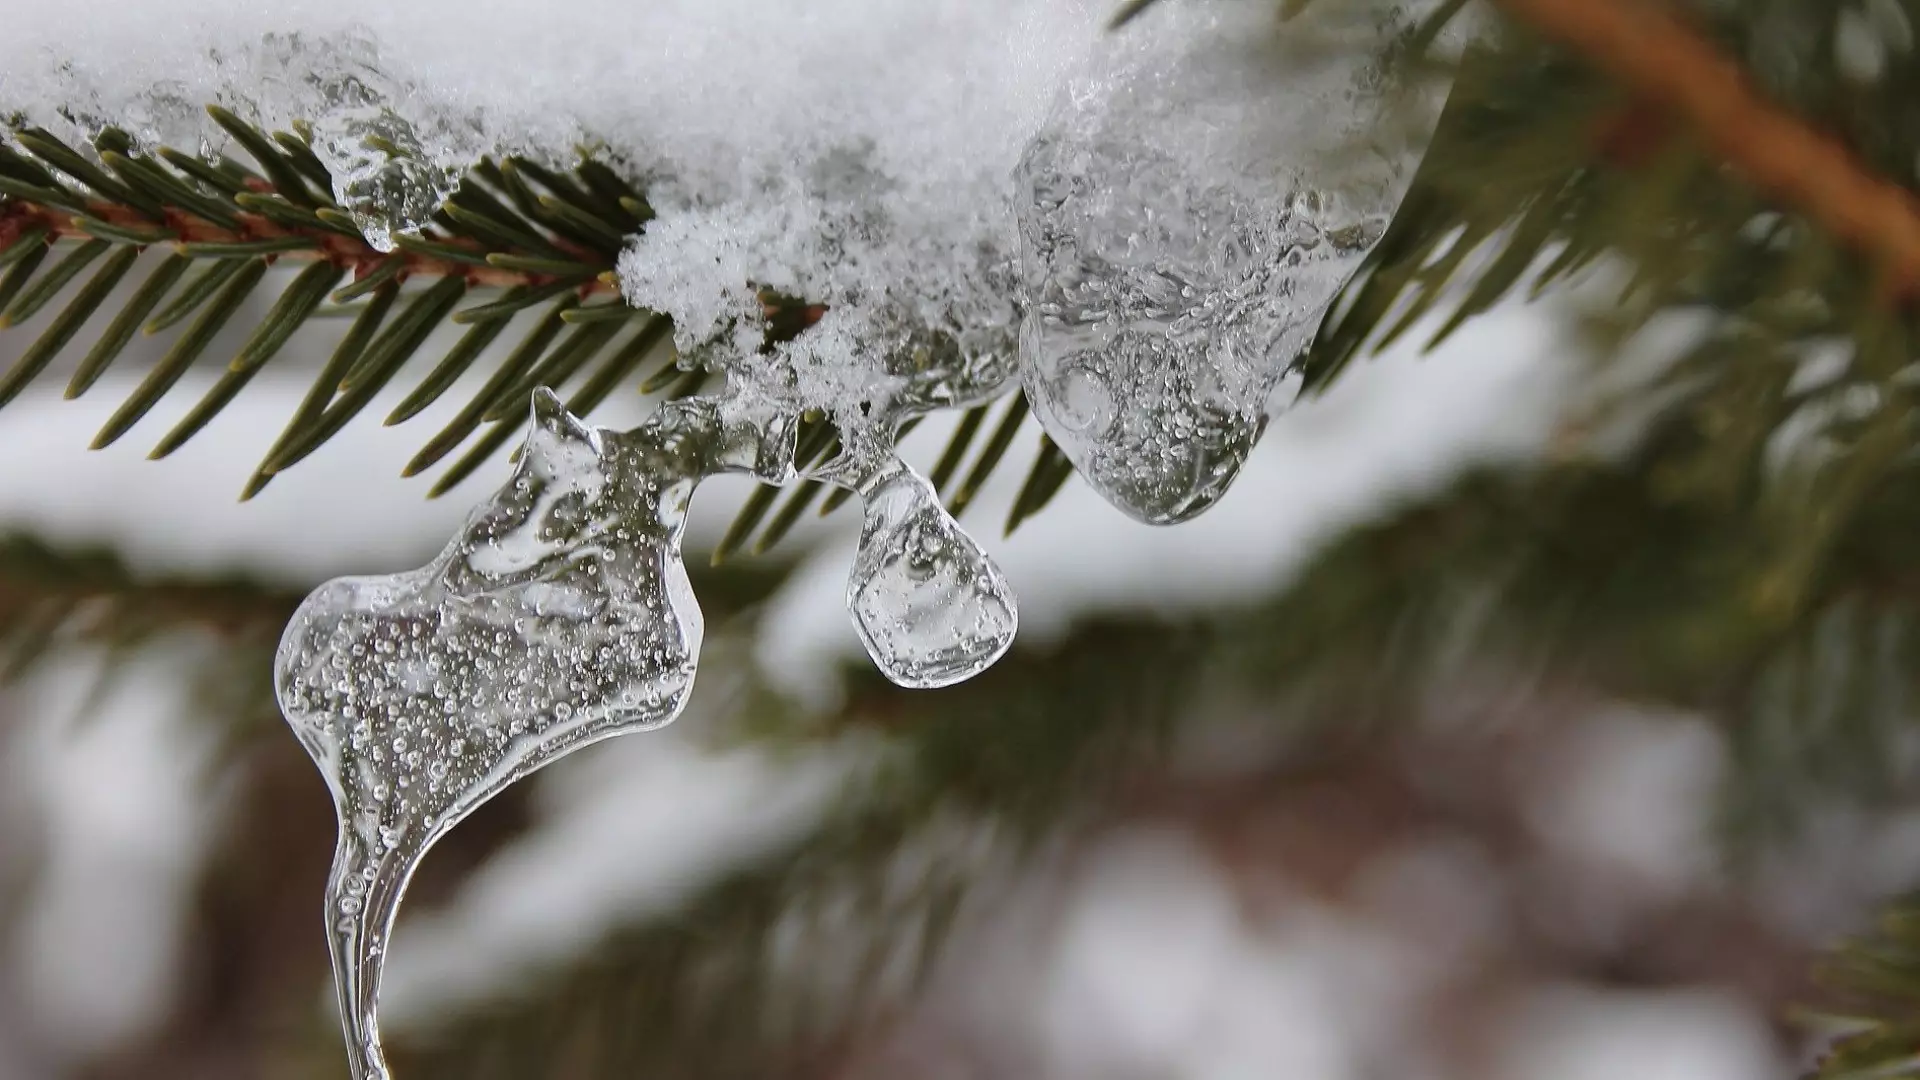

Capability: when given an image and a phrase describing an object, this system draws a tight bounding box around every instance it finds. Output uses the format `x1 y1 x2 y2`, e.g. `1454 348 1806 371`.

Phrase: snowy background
0 283 1881 1079
0 0 1894 1074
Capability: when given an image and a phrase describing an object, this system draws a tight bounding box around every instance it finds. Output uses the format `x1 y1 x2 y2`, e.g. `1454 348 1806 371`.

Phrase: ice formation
1 1 1444 523
276 386 1017 1077
801 380 1021 687
286 34 471 254
846 465 1017 687
7 1 1453 1072
276 390 746 1079
1 0 1099 336
1017 2 1445 524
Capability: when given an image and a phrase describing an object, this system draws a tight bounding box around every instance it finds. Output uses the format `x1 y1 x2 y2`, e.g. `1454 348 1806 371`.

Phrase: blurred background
0 255 1900 1080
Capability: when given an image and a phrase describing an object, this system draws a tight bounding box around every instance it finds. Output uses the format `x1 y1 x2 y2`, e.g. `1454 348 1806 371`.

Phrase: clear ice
277 370 1017 1076
288 30 472 251
848 467 1016 688
308 104 459 254
789 307 1023 689
263 31 470 252
276 388 798 1079
811 422 1018 690
1015 2 1444 525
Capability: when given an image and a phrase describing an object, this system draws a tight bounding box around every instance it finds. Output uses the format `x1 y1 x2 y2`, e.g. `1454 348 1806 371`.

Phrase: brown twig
0 197 621 295
1493 0 1920 295
0 197 838 328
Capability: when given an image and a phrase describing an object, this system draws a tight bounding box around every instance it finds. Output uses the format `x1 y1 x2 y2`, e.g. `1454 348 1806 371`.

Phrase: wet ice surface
303 102 462 252
275 390 755 1077
251 32 470 253
274 383 1017 1076
844 462 1018 690
1018 2 1444 524
9 2 1457 1073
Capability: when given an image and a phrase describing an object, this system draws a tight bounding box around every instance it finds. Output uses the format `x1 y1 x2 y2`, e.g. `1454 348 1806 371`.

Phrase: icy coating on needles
3 1 1446 1075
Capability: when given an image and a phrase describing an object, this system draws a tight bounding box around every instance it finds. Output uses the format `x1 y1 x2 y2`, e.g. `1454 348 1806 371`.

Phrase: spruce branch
13 0 1920 570
0 118 676 501
0 196 623 296
1491 0 1920 299
0 114 1076 550
0 532 298 685
1122 0 1920 303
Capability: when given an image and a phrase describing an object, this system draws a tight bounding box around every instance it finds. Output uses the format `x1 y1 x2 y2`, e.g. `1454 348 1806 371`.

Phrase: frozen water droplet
274 387 797 1080
266 31 464 253
845 462 1016 689
1016 3 1440 525
59 80 203 158
309 107 456 253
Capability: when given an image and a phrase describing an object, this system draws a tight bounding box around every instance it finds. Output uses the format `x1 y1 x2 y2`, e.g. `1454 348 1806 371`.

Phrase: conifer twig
0 197 619 295
0 542 300 636
1492 0 1920 295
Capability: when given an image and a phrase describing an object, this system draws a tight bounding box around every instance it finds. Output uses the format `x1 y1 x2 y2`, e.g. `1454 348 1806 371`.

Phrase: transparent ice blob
278 371 1027 1077
260 30 469 252
842 455 1017 689
275 389 794 1080
1016 1 1444 524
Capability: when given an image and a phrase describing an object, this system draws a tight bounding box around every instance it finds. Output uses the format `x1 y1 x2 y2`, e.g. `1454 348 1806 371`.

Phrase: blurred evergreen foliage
11 0 1920 1075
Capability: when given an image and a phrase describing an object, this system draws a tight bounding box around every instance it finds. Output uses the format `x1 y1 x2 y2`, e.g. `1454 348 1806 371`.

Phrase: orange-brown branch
0 197 622 295
1493 0 1920 295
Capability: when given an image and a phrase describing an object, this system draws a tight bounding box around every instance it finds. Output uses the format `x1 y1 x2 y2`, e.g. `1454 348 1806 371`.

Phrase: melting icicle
274 388 794 1080
847 466 1017 688
813 430 1017 690
1015 1 1445 525
789 305 1021 690
277 302 1028 1076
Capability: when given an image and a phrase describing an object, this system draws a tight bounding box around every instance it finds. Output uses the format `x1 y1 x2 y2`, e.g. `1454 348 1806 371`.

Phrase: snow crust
1 0 1105 384
0 2 1442 421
